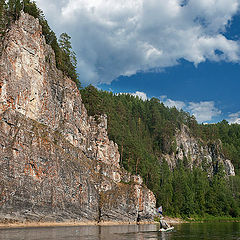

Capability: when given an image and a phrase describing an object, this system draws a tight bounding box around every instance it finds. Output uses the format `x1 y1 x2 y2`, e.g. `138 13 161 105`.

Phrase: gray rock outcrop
0 12 156 223
163 125 235 176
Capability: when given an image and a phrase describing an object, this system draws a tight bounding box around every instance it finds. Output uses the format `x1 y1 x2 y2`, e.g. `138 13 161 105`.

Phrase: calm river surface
0 222 240 240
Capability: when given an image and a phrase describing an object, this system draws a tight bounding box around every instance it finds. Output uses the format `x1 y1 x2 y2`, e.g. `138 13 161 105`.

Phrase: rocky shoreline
0 220 157 229
0 216 188 229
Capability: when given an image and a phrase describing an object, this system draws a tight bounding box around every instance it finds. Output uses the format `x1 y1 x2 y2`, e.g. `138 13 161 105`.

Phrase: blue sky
36 0 240 123
99 58 240 123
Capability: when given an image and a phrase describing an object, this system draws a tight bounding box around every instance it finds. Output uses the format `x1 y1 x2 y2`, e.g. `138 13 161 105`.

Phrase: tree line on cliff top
0 0 81 89
81 85 240 218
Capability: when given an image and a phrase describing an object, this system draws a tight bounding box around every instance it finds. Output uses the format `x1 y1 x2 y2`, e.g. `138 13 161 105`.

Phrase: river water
0 222 240 240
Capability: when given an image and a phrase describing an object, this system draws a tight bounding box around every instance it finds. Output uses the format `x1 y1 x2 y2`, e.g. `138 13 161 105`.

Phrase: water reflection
0 224 159 240
0 222 239 240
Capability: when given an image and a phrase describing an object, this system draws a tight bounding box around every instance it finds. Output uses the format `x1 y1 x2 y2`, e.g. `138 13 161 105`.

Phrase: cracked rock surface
163 125 235 177
0 12 156 223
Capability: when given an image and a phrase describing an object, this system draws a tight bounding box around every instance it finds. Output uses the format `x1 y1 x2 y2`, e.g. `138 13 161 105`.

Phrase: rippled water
0 222 240 240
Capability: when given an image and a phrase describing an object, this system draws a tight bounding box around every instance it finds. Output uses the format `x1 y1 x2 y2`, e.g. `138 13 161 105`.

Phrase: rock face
163 125 235 176
0 12 156 223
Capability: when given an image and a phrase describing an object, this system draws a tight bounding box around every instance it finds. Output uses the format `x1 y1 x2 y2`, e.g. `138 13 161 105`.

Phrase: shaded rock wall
0 12 156 223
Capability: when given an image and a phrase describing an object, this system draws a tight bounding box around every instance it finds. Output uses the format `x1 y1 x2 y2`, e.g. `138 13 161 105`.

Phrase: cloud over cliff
36 0 240 84
160 96 221 123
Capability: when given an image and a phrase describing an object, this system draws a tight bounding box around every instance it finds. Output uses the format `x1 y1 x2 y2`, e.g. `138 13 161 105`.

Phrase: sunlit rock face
163 125 235 177
0 12 156 223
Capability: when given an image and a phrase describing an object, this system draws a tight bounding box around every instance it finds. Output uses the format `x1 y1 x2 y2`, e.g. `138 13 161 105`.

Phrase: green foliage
81 86 240 218
0 0 7 38
80 85 104 117
58 33 80 88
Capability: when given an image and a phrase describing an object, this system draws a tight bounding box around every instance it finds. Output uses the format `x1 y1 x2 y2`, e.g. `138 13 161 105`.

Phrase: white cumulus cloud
187 101 221 123
36 0 240 84
118 91 148 101
131 91 148 101
160 96 221 123
227 112 240 124
160 96 186 110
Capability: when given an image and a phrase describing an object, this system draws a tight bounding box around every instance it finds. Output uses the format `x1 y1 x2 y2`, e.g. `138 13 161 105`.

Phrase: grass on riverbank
185 215 240 223
155 215 240 224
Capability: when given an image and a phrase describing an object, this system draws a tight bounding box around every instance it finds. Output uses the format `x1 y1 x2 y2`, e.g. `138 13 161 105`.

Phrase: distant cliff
164 124 235 176
0 12 156 223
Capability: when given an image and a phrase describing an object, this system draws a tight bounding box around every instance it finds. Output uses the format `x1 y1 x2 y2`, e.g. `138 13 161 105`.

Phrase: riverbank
155 216 240 225
0 220 157 229
2 216 238 229
186 216 240 223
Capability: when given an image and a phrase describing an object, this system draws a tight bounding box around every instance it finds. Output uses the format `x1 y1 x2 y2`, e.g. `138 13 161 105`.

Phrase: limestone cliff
0 12 156 223
163 125 235 177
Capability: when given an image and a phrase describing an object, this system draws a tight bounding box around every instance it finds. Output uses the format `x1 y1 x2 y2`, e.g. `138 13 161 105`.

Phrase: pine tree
59 33 72 56
0 0 6 30
0 0 6 19
0 0 7 48
22 0 40 18
58 32 80 88
15 0 21 19
7 0 21 21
